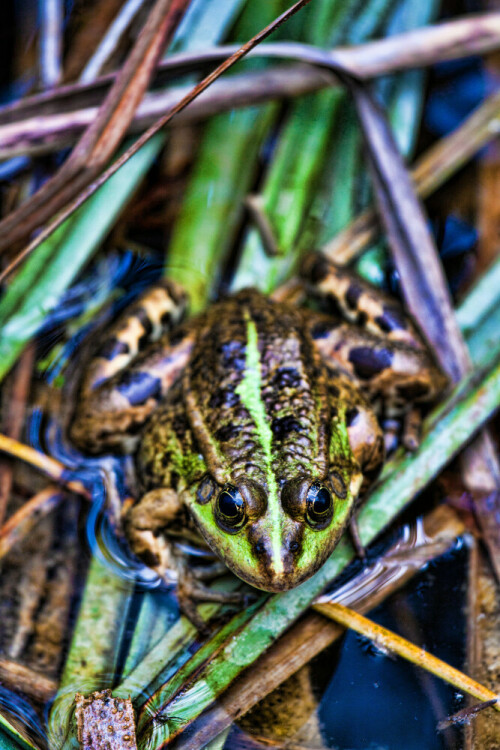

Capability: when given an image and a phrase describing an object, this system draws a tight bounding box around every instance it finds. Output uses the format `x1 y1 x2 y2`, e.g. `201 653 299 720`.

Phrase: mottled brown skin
70 255 446 597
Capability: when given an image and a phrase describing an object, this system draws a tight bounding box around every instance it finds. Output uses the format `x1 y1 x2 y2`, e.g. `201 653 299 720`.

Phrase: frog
70 251 446 617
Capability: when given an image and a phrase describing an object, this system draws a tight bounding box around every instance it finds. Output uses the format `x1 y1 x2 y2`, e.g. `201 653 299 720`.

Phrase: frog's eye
215 485 246 533
305 482 333 529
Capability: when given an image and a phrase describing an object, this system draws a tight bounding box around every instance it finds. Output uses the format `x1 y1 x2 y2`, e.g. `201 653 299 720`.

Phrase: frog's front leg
125 487 248 630
124 487 184 580
70 281 193 454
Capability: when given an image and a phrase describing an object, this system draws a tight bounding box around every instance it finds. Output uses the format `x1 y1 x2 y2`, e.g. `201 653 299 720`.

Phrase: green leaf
0 132 164 382
0 713 40 750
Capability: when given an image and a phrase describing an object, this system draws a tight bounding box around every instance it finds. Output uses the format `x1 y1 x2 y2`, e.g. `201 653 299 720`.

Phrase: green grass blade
48 557 135 749
165 0 291 311
0 133 164 382
0 715 40 750
170 0 247 52
164 102 278 311
232 0 421 292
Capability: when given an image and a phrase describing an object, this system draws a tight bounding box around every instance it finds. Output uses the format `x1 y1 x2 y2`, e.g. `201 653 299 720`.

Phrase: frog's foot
190 561 229 581
402 406 421 451
382 407 422 454
176 565 251 633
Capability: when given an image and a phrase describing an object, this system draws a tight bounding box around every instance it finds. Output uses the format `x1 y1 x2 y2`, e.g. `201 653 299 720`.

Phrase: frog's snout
232 524 321 593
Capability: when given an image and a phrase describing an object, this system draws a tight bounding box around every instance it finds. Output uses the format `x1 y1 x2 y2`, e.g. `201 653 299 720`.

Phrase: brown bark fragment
75 690 138 750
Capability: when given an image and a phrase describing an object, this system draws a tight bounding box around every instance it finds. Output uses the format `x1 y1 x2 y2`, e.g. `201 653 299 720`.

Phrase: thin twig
324 90 500 264
40 0 63 89
0 0 313 284
0 66 331 159
0 343 35 525
0 658 57 703
464 534 480 748
0 0 191 251
313 602 500 710
4 13 500 127
438 699 499 731
0 485 66 560
63 0 124 82
0 433 89 498
80 0 147 84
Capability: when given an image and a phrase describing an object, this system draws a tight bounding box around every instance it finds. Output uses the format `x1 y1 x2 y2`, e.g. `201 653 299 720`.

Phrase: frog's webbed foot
402 406 421 451
176 562 252 634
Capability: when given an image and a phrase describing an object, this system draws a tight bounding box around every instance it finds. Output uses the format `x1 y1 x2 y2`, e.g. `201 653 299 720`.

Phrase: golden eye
215 485 246 533
306 482 333 530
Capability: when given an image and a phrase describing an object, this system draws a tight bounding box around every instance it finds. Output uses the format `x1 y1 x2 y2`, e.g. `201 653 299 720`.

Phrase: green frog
70 252 445 614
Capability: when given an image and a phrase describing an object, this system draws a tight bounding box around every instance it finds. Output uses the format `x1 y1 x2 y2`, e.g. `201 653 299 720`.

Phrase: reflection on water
0 685 47 748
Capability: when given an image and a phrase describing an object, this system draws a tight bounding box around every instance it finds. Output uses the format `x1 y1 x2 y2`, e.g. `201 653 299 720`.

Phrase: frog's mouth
221 549 330 593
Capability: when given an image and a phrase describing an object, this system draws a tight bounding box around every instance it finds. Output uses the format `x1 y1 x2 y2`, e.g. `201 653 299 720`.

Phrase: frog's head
186 467 363 592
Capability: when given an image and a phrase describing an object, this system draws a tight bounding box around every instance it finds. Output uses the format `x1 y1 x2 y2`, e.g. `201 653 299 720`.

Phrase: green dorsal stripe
235 315 282 569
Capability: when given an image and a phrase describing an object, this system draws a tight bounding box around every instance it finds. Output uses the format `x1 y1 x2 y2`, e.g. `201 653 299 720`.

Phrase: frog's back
184 289 330 488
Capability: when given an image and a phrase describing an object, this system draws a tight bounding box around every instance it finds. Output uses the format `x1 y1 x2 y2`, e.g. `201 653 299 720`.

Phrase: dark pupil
313 487 331 514
219 491 240 518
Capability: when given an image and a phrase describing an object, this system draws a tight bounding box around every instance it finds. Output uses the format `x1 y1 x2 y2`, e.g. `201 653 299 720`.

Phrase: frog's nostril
289 540 299 552
254 540 266 556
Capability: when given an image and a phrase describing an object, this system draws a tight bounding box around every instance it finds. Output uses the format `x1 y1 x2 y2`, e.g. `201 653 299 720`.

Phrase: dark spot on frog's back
208 386 239 410
117 371 161 405
271 367 302 389
345 407 359 426
172 412 189 438
160 310 171 326
215 423 240 443
220 340 246 371
271 416 303 440
396 382 430 400
311 320 336 340
328 384 340 399
345 283 362 310
348 346 393 380
301 251 329 283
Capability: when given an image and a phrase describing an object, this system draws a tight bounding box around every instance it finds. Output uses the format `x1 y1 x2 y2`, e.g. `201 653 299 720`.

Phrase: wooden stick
313 601 500 710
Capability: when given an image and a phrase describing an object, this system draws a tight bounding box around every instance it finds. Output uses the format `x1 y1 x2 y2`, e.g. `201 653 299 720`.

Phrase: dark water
319 546 467 750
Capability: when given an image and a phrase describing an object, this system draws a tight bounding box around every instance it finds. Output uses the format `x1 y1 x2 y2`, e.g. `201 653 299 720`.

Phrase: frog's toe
176 573 251 633
190 561 229 581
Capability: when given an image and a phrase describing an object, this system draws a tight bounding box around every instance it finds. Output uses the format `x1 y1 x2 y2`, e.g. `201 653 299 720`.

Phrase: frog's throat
234 316 283 573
